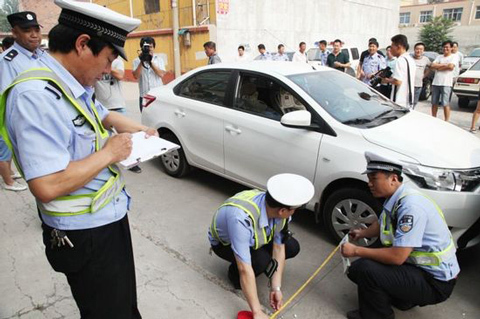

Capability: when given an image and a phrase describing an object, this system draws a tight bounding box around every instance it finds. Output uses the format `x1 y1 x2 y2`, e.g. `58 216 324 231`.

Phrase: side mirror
280 110 312 128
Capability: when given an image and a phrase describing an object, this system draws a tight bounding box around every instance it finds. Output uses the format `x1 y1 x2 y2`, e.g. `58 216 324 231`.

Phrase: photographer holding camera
133 37 166 112
382 34 415 109
359 40 386 87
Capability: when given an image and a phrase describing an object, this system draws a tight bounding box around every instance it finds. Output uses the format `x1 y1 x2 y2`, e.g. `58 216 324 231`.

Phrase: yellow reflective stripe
219 202 260 249
90 101 109 138
211 210 229 246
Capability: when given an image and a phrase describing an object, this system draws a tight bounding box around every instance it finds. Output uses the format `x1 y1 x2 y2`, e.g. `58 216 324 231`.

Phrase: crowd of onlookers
202 36 480 129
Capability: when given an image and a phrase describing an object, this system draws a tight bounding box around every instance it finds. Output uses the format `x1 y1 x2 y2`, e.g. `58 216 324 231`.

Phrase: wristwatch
271 286 281 292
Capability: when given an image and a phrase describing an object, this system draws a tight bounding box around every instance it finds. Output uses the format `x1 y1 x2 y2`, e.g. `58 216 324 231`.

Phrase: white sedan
453 59 480 109
142 61 480 248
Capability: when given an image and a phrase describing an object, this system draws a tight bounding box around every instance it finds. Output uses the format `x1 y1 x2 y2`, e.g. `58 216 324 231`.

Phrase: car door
223 71 322 187
172 70 233 172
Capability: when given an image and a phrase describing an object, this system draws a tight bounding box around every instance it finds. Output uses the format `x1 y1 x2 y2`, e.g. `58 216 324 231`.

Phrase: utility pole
172 0 181 78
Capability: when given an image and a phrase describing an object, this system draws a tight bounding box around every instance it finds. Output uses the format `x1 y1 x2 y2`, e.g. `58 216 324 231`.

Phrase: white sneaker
10 172 22 179
4 181 27 191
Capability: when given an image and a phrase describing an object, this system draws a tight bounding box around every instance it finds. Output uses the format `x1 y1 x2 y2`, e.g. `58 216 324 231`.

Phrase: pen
110 126 119 135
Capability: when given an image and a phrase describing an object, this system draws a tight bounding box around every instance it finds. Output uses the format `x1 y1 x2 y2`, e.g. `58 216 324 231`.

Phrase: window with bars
399 12 411 24
144 0 160 14
419 10 432 23
443 8 463 21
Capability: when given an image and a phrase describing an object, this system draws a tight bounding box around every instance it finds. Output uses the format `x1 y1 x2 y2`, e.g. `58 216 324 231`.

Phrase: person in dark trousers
209 174 314 319
0 0 159 317
341 152 459 319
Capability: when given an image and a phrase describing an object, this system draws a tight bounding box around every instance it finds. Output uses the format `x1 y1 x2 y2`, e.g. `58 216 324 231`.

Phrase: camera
369 66 392 87
139 43 152 63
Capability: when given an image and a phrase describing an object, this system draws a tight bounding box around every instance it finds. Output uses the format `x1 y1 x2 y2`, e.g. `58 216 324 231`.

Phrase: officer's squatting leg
348 258 445 319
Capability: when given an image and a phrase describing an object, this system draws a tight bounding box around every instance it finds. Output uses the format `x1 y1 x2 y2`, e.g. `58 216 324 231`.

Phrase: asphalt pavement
0 82 479 319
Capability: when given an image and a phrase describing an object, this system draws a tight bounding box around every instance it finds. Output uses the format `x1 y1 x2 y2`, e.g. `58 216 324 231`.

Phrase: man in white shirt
133 37 166 112
430 40 458 122
452 41 463 78
273 44 290 61
383 34 415 109
235 45 249 62
254 44 272 61
412 42 431 109
292 42 307 63
95 57 126 114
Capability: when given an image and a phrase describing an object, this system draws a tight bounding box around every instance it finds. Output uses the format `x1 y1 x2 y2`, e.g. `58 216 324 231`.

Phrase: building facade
400 0 480 54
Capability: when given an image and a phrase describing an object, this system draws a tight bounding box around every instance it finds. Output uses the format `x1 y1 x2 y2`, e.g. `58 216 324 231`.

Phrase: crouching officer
0 0 154 318
209 174 314 319
341 152 459 319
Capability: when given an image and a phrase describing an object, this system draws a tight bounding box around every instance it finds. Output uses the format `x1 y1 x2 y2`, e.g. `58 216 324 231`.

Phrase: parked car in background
460 48 480 74
142 62 480 249
453 59 480 108
307 46 360 77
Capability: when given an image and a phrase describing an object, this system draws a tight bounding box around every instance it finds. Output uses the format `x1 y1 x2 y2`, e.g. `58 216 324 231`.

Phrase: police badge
398 215 414 233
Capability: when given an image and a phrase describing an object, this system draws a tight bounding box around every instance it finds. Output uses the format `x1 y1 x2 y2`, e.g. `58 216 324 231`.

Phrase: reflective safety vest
0 68 125 216
380 190 456 267
210 190 287 250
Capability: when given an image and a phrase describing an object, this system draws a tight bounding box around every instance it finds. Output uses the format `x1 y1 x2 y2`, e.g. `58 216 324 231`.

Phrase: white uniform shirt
292 51 307 63
94 57 126 109
391 52 416 109
133 54 165 97
432 54 458 87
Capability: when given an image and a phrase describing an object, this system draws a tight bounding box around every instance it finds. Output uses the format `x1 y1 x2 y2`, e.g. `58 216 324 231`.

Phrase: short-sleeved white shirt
432 54 458 87
391 53 416 109
133 54 165 97
94 57 125 109
413 56 431 88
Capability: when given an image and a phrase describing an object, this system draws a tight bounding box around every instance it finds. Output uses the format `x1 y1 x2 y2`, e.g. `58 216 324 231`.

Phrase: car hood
360 111 480 169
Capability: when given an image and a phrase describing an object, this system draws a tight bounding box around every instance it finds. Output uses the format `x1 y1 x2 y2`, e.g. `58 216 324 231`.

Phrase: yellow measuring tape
269 243 341 319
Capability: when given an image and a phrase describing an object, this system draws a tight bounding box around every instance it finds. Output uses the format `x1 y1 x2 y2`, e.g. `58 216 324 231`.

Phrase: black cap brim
18 22 42 29
112 44 127 61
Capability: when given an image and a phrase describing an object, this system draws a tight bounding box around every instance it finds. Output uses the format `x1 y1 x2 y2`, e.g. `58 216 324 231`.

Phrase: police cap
54 0 141 60
7 11 41 29
267 173 315 208
362 151 403 175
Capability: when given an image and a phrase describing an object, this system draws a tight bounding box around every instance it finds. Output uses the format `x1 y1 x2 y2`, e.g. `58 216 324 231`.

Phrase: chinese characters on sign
216 0 229 15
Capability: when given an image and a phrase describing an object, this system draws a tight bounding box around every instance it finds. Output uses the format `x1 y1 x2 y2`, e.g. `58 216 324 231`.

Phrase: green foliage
0 0 19 32
419 16 454 53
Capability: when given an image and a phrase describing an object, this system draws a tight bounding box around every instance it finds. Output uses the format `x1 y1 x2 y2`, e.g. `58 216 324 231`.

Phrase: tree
0 0 20 32
419 16 454 53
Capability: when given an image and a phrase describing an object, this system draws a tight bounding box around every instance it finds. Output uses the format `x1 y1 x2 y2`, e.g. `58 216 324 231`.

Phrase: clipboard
118 131 180 169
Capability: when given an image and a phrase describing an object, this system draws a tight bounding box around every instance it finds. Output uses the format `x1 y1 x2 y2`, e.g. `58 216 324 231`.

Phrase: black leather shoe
129 165 142 173
346 310 362 319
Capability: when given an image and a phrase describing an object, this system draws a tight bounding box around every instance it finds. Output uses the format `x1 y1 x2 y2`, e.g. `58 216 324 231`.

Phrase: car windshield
469 59 480 71
288 71 408 127
469 48 480 57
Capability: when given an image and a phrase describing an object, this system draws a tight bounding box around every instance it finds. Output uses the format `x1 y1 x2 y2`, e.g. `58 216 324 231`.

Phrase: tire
159 133 190 177
322 187 382 246
419 80 431 101
458 97 470 109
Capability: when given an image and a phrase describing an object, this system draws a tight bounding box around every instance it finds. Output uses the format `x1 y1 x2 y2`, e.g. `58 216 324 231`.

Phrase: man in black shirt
327 39 350 72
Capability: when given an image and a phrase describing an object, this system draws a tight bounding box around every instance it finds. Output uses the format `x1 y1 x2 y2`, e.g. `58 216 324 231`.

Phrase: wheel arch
315 178 370 223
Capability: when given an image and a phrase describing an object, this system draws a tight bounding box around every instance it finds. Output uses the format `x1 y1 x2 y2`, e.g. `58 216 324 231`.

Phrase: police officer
358 40 386 86
341 152 459 319
0 1 155 318
0 11 48 192
209 174 314 319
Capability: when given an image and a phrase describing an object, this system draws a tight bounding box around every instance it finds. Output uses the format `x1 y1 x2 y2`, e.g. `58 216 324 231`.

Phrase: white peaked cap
267 173 315 207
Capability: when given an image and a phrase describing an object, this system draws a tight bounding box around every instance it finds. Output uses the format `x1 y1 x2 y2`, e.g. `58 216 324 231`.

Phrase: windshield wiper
342 118 373 125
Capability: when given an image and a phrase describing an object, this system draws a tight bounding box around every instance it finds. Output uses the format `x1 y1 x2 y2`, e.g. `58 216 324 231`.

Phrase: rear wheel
419 80 432 101
159 133 190 177
458 97 470 109
323 188 382 246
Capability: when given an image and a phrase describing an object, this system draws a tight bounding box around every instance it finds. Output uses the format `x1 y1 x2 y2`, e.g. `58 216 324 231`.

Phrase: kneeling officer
209 173 314 319
341 152 459 319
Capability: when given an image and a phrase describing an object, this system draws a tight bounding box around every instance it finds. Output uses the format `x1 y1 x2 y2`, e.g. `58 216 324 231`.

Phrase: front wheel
419 80 432 101
159 133 190 177
323 188 382 246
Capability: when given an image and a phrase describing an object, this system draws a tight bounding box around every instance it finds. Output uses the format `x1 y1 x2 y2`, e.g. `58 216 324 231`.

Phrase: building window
419 10 433 23
399 12 411 24
443 8 463 21
476 6 480 19
144 0 160 14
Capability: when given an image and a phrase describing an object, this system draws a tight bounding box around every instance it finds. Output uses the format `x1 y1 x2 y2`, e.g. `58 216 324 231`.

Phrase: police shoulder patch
398 215 414 233
4 49 18 61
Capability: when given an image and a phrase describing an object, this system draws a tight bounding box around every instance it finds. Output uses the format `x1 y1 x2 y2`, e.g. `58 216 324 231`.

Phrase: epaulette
3 49 18 61
44 80 63 100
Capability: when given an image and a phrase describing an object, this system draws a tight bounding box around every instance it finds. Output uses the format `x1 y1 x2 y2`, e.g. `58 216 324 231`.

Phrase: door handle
225 125 242 134
174 110 186 117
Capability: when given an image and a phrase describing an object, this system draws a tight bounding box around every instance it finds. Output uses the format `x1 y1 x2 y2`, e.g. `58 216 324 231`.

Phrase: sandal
470 128 477 134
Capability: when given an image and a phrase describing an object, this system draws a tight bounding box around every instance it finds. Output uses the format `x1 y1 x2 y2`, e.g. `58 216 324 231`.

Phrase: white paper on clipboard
340 234 351 274
118 131 180 169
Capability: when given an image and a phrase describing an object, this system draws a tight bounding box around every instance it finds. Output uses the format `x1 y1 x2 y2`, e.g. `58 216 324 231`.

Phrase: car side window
341 49 350 60
177 71 231 106
234 74 306 121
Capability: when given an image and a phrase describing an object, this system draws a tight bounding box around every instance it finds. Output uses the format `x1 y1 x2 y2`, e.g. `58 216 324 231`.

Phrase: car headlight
403 164 480 192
